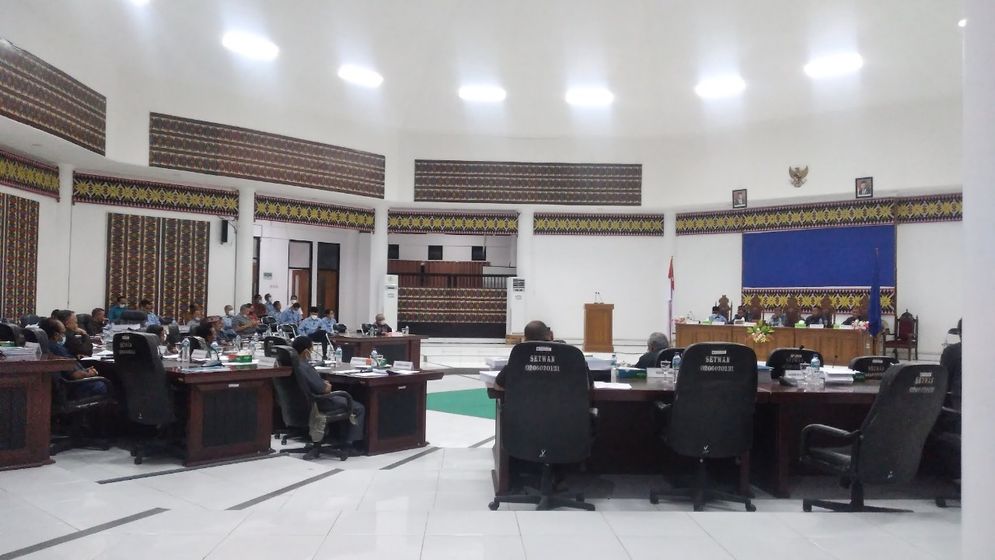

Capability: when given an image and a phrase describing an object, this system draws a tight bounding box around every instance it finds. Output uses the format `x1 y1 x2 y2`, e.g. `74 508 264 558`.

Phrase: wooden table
0 356 77 470
320 366 444 455
486 376 880 498
675 324 876 366
165 362 291 466
331 334 428 366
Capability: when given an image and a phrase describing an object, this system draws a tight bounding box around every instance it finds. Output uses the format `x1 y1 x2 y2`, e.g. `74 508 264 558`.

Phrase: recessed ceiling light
129 0 151 6
221 31 279 61
458 85 506 103
803 52 864 79
958 18 967 28
337 64 384 88
565 87 614 107
694 75 747 99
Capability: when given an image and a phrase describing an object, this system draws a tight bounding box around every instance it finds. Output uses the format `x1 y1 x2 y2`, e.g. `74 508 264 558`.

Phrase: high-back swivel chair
800 363 948 512
650 342 759 511
488 341 595 511
114 332 182 464
767 347 823 379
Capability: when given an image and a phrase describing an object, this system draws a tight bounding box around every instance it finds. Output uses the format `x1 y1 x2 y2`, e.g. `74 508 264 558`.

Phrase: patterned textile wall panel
0 193 39 320
0 39 106 154
149 113 385 198
254 195 375 232
534 212 666 236
387 209 518 235
741 287 897 315
106 213 209 320
398 287 505 324
0 149 60 199
414 160 642 205
74 173 238 217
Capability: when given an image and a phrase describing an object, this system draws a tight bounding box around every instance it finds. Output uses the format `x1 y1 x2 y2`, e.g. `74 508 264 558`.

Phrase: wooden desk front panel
184 378 275 466
676 324 870 365
675 324 732 347
583 303 614 353
0 369 52 470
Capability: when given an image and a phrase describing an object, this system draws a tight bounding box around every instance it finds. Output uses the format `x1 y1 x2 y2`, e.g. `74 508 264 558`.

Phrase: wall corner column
234 187 255 307
368 205 389 319
44 164 74 312
514 208 534 332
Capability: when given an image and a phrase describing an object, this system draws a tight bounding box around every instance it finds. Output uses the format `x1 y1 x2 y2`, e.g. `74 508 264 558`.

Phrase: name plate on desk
350 357 369 366
258 356 277 368
393 360 414 370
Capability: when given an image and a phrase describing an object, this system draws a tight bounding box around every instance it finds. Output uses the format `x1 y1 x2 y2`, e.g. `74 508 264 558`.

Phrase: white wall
672 233 744 322
254 220 365 330
65 202 236 317
387 233 516 266
530 235 669 343
896 221 964 360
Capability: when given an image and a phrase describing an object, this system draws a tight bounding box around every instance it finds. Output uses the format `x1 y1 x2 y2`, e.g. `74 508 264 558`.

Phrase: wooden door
289 270 311 310
317 270 339 315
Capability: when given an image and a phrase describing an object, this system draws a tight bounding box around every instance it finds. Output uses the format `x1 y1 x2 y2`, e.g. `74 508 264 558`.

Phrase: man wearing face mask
299 307 326 337
264 294 276 317
290 336 365 456
107 296 129 322
279 302 304 325
40 318 108 398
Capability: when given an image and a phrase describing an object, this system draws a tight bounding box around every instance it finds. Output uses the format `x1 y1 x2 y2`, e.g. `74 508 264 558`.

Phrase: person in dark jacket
290 336 366 448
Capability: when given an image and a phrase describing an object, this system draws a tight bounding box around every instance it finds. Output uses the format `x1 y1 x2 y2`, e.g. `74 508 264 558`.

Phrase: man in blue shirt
279 302 303 325
40 318 108 398
107 296 128 322
141 299 160 326
707 306 727 324
321 309 337 333
264 294 276 317
299 307 325 336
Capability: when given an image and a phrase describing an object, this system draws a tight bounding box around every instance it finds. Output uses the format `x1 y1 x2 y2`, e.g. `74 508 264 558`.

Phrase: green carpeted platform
427 388 496 420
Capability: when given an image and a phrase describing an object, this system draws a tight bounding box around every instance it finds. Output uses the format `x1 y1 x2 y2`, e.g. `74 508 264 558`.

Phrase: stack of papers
479 370 499 385
593 381 631 390
586 357 612 371
485 357 508 369
823 366 856 385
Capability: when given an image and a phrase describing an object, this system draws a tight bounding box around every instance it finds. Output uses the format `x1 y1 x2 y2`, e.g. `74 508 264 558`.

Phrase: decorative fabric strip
73 173 239 217
0 192 39 319
149 113 385 198
414 159 641 205
388 210 518 235
676 194 961 235
0 39 106 154
255 195 375 232
0 148 59 199
740 287 897 315
534 212 665 236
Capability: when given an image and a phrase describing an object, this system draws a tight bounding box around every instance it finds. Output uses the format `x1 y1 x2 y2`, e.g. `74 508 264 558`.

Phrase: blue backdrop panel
742 225 896 288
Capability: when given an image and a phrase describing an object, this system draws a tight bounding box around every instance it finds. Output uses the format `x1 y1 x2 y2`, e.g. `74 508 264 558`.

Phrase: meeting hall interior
0 1 993 559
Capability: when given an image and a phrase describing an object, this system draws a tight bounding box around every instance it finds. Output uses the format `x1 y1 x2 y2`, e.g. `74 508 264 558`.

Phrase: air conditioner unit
506 277 526 335
383 274 399 329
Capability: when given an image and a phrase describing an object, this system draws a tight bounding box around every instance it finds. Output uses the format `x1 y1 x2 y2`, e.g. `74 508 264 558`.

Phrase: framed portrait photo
855 176 873 199
732 188 747 209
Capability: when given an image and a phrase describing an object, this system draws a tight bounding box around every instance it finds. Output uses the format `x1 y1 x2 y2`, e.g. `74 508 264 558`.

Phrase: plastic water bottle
671 352 682 372
808 355 823 389
370 349 380 366
234 334 242 351
334 346 343 366
210 341 221 362
180 338 190 364
610 353 618 383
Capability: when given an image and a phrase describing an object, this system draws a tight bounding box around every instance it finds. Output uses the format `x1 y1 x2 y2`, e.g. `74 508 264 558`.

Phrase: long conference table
0 355 78 470
676 323 877 366
486 376 880 499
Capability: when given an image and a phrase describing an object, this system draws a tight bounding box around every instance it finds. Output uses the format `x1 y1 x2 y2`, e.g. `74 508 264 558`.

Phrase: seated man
842 310 868 325
86 308 107 336
279 302 304 325
184 303 204 328
732 305 755 322
768 306 788 326
221 305 236 337
270 301 283 319
52 309 86 336
232 304 259 336
707 306 727 324
146 325 178 355
39 318 108 398
107 296 129 323
805 305 830 326
299 307 326 337
141 299 160 326
321 309 337 333
940 319 962 411
264 294 276 317
251 294 268 320
290 336 366 454
371 313 393 336
495 320 591 390
635 332 670 369
194 321 220 345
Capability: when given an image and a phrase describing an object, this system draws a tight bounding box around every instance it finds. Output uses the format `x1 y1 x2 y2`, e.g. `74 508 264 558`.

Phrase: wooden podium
583 303 614 352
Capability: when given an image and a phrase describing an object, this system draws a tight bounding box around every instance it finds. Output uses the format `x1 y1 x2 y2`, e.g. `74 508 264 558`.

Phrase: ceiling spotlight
694 75 747 99
221 31 279 61
129 0 151 5
337 64 384 88
565 87 614 107
458 85 507 103
958 18 967 28
803 52 864 79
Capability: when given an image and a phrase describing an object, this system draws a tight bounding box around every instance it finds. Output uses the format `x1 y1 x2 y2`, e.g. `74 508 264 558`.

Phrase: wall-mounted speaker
221 220 229 243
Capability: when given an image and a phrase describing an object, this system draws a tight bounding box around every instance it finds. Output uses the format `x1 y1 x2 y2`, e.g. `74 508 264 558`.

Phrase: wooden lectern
583 303 614 352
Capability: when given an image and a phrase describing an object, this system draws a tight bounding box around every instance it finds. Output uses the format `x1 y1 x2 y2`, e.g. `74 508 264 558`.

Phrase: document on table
388 369 420 375
593 381 632 390
352 371 387 377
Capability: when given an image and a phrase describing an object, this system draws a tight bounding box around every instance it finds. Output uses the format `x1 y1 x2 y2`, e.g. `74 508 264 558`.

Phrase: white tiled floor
0 341 964 559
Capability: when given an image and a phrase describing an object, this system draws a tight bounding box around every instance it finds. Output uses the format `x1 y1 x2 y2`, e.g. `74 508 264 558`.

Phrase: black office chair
22 326 51 354
184 336 208 350
260 316 277 333
655 347 685 367
114 332 183 464
0 322 26 346
66 332 94 357
118 310 147 324
488 342 595 511
649 342 758 511
279 323 298 338
800 363 948 512
19 314 40 327
766 347 823 379
334 324 347 334
166 324 182 346
848 355 900 379
272 346 354 461
76 313 93 334
263 336 286 357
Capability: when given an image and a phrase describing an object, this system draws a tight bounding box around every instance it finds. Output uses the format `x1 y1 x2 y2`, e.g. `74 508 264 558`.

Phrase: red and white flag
667 257 675 299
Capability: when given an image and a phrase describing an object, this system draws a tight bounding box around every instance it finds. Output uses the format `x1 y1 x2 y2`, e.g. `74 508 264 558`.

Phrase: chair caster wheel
693 503 704 512
281 437 289 445
134 456 143 465
649 493 659 505
746 503 756 512
575 493 584 502
803 503 812 512
338 450 348 461
935 498 947 508
130 449 138 457
488 501 500 511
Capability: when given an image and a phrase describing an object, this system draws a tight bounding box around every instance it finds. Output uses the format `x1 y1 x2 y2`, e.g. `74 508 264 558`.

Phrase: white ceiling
0 0 963 142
